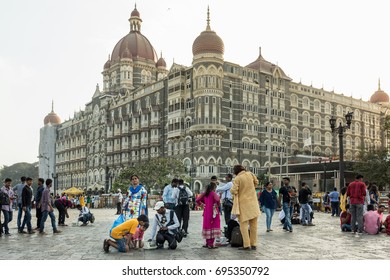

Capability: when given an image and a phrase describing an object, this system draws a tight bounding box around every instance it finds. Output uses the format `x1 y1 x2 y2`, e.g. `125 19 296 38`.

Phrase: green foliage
353 147 390 189
0 162 39 183
113 157 189 193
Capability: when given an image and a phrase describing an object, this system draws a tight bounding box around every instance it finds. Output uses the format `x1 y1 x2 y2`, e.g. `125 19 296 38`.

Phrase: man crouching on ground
149 201 180 249
104 214 148 253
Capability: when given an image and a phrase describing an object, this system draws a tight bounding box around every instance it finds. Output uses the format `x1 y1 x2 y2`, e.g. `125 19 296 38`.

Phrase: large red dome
111 32 157 63
109 6 157 63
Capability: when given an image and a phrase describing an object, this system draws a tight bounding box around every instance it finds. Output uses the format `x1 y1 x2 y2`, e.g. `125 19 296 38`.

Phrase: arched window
290 94 298 106
291 109 298 124
314 114 321 128
302 111 310 126
314 130 321 144
291 127 299 141
325 102 331 114
325 132 332 146
302 97 310 109
314 100 321 111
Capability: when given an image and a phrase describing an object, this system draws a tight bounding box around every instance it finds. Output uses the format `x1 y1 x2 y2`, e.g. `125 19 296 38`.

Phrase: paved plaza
1 207 390 260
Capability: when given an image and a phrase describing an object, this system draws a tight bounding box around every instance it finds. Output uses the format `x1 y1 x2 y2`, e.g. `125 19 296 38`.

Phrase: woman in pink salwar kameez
196 182 221 249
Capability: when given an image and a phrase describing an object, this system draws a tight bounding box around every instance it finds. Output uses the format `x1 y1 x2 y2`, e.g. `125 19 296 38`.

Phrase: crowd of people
0 176 98 236
104 164 261 252
3 169 390 254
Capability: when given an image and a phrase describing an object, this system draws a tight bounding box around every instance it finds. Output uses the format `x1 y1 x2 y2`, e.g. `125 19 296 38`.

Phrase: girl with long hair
196 182 221 249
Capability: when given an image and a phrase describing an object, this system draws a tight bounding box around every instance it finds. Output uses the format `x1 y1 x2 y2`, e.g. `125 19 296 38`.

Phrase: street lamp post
319 157 331 192
329 112 353 190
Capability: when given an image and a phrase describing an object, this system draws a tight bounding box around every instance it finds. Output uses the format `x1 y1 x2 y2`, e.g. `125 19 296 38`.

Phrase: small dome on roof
370 79 389 103
44 102 61 125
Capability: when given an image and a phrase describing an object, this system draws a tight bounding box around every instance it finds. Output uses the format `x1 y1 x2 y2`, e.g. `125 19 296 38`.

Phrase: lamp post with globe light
329 112 353 190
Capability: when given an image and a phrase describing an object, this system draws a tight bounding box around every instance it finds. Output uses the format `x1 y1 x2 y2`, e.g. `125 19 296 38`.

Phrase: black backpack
178 187 189 205
0 191 10 206
230 226 243 247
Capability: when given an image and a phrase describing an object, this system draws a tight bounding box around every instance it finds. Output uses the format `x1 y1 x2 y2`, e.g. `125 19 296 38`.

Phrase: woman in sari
125 175 148 219
339 186 348 212
196 182 221 249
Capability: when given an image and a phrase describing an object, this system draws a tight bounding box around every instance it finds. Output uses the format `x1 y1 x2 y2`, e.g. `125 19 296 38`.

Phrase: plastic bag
109 214 126 238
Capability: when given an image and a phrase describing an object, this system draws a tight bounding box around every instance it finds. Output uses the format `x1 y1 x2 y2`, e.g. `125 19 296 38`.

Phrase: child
104 214 148 253
132 222 149 249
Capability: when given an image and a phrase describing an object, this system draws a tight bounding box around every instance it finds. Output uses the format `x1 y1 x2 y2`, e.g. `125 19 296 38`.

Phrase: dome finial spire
129 3 142 32
51 100 54 112
378 78 381 90
206 6 211 31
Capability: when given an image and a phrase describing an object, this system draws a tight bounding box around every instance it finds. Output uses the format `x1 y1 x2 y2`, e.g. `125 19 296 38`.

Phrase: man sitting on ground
76 204 94 226
149 201 180 250
104 214 149 253
340 204 352 232
363 204 380 234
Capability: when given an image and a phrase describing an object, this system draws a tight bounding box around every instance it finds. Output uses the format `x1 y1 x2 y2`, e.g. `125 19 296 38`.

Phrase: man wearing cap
150 201 180 249
116 189 123 215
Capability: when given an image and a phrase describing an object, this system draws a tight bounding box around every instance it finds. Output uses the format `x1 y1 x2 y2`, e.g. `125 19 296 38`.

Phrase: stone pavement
1 207 390 260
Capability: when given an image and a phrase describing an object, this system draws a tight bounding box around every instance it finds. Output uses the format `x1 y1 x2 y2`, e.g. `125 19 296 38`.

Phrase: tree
353 147 390 190
113 157 189 194
382 115 390 150
0 162 39 183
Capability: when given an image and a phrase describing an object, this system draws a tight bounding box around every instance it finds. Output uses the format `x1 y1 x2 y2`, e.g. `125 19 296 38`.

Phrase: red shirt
346 180 367 204
340 211 351 226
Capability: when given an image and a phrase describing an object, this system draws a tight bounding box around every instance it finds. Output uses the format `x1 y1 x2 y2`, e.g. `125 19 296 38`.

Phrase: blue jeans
341 224 352 232
282 202 293 231
115 238 127 253
1 210 13 234
21 205 32 231
40 210 57 232
263 207 275 230
17 203 23 230
300 203 311 224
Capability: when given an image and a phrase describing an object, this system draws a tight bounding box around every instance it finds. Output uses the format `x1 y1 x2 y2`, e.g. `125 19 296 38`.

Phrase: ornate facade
42 6 390 193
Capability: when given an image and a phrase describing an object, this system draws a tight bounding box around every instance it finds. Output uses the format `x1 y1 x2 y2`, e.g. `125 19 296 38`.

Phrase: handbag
173 228 183 243
222 190 233 208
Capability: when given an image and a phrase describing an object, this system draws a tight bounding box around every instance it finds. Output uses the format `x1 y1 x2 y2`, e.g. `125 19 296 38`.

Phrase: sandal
202 245 208 248
103 239 110 253
207 246 218 249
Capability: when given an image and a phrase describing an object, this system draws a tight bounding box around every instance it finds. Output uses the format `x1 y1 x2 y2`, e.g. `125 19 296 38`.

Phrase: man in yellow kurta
230 165 261 250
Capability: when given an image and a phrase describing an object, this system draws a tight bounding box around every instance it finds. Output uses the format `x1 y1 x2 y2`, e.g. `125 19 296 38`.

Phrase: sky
1 0 390 167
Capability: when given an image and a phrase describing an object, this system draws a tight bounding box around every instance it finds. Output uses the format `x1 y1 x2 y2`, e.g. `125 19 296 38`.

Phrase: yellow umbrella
62 187 84 196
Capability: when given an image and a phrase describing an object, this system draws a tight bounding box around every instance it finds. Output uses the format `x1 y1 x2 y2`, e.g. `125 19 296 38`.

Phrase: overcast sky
1 0 389 167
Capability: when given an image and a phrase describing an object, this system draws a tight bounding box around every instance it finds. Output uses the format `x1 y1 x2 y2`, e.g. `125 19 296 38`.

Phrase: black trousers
54 200 66 225
175 204 190 233
156 231 177 249
36 207 42 228
223 204 232 225
116 202 122 214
